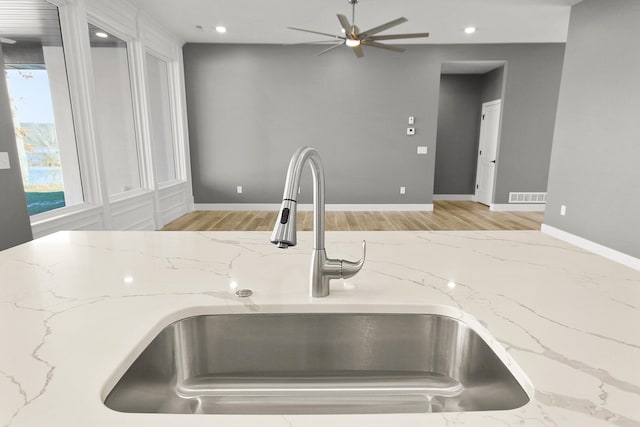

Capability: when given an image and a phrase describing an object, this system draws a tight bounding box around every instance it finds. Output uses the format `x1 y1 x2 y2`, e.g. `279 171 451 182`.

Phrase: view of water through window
1 0 83 217
5 68 66 215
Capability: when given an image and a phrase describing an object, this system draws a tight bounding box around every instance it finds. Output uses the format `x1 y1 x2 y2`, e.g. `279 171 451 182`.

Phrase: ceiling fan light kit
345 38 360 47
288 0 429 58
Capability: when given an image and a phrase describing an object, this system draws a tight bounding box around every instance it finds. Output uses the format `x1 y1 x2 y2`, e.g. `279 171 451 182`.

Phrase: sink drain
235 289 253 298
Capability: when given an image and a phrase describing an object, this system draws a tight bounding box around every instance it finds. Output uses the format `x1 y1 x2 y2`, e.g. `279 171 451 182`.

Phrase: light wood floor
162 201 543 231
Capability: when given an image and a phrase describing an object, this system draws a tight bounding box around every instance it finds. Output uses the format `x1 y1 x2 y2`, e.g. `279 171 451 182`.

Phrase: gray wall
434 74 483 195
481 66 504 103
184 43 564 205
545 0 640 258
0 46 33 251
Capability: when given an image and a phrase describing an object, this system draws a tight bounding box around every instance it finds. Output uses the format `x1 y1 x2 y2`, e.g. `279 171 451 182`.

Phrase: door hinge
476 184 479 189
482 114 485 120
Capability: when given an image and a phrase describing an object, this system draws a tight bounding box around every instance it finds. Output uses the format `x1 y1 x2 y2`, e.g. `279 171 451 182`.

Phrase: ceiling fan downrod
348 0 358 26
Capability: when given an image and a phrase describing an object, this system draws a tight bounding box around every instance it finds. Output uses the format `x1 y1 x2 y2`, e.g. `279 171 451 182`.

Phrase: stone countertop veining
0 230 639 426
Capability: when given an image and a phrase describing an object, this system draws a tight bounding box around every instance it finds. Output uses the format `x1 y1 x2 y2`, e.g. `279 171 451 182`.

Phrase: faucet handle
341 240 366 279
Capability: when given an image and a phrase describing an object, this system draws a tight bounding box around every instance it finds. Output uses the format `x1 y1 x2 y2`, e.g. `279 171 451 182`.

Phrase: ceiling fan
288 0 429 58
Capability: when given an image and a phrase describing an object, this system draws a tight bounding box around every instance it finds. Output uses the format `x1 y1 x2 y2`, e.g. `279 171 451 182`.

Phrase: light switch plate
407 127 416 136
408 116 415 125
417 146 428 154
236 186 243 194
0 152 10 170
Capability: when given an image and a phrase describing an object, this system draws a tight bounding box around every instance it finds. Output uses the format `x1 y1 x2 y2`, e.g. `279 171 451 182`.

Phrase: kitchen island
0 230 638 426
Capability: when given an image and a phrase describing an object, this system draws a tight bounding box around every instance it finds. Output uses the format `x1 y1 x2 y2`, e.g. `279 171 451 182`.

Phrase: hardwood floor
162 201 543 231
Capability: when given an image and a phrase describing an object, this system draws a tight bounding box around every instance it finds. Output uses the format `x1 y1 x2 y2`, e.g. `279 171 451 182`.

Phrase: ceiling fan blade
337 14 352 34
287 27 345 41
287 40 344 46
368 32 430 41
352 45 364 58
362 41 405 52
0 37 17 44
316 42 345 56
359 17 408 38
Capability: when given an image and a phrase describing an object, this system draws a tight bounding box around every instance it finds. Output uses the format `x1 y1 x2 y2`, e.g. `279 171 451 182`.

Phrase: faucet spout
271 146 366 297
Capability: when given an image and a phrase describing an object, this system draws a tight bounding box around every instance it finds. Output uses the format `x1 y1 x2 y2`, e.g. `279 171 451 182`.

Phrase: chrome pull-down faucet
271 146 366 298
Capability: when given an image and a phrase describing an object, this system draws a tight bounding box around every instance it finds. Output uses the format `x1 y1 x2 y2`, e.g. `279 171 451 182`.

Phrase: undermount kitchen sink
104 312 531 414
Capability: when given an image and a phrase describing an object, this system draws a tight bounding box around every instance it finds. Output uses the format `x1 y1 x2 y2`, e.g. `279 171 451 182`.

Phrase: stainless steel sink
104 312 531 414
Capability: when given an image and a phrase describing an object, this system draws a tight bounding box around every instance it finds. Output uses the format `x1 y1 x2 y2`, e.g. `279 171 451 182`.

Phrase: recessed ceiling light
464 27 476 34
215 26 227 33
95 31 109 38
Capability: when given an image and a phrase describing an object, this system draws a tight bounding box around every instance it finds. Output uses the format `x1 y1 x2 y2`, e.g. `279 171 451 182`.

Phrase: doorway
434 61 506 207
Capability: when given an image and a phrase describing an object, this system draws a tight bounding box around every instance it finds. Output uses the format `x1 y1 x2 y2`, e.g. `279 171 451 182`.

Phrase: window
146 53 176 184
2 0 84 216
88 23 142 197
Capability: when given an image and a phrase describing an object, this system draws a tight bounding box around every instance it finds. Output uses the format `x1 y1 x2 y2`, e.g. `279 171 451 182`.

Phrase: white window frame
143 49 181 188
137 12 191 188
18 0 104 227
18 0 193 237
86 11 150 202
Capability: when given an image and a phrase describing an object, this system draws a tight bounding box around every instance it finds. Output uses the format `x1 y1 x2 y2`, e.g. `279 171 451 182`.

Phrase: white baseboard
490 203 546 212
194 203 434 212
541 224 640 271
433 194 474 201
194 203 282 211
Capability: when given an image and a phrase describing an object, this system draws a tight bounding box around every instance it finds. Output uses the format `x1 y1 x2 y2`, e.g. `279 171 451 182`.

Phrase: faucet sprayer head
270 199 297 248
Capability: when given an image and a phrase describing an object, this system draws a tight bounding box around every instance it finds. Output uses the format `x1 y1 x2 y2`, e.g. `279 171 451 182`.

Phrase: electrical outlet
237 186 243 194
400 186 406 195
417 146 428 155
560 205 566 216
0 152 9 170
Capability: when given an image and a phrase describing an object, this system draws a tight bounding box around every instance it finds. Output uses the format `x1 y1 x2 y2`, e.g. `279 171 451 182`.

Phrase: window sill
108 188 151 203
30 203 101 227
157 180 186 190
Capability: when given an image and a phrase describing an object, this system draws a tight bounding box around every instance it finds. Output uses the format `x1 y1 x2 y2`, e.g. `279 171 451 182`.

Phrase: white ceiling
0 0 62 45
129 0 582 45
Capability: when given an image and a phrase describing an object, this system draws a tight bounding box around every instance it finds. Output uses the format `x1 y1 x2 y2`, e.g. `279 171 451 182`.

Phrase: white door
474 100 502 206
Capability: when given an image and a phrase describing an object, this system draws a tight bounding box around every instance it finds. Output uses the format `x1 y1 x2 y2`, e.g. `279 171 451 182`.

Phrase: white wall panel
110 192 155 230
158 182 189 226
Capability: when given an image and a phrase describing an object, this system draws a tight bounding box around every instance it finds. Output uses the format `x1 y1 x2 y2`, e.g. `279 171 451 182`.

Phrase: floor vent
509 192 547 204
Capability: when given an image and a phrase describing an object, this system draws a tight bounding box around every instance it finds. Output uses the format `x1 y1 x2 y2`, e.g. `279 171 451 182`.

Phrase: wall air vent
508 192 547 204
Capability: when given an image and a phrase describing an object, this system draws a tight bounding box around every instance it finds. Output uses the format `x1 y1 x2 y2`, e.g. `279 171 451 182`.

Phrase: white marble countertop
1 230 639 426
